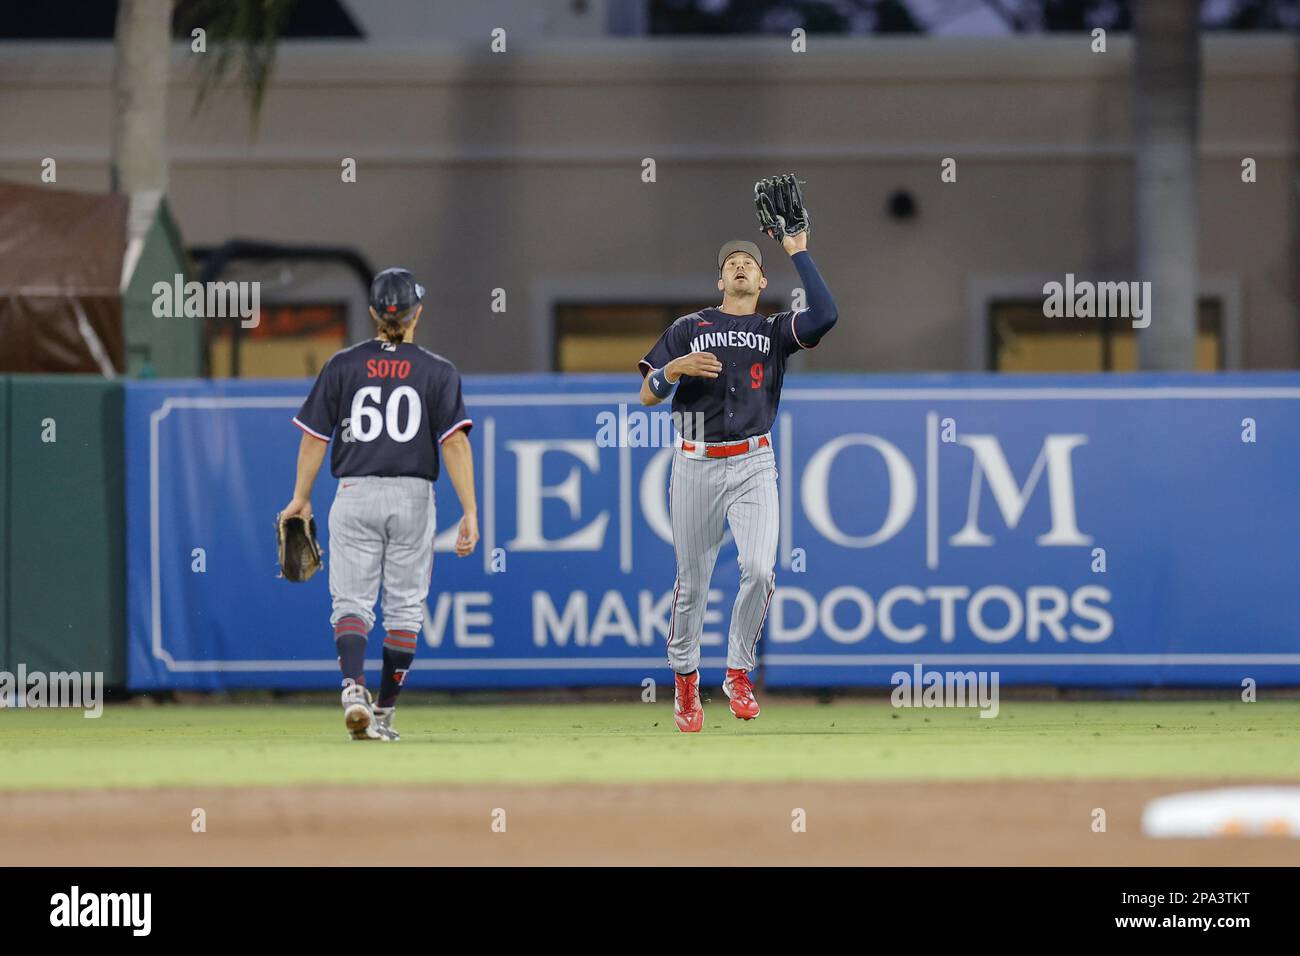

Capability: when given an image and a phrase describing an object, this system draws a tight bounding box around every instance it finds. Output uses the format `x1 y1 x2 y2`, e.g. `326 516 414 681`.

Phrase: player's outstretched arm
783 232 839 346
281 432 328 521
441 430 480 557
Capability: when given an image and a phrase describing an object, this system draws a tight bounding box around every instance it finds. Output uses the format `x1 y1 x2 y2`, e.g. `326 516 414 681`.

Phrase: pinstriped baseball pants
328 476 436 635
667 445 779 674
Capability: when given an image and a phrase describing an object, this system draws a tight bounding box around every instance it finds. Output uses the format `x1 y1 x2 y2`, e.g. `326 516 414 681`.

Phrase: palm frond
175 0 297 125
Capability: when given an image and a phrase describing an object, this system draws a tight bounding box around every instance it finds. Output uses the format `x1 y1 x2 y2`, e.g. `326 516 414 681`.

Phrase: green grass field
1 699 1296 791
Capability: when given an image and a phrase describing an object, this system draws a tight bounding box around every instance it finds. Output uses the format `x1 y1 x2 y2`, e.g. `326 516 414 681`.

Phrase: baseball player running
638 178 837 732
281 268 479 741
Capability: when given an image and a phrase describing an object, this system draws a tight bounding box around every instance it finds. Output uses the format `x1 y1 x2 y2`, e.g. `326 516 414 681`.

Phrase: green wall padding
5 376 125 682
123 200 201 378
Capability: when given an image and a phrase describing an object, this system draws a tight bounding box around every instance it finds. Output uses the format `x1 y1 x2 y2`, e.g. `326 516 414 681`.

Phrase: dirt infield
3 779 1295 866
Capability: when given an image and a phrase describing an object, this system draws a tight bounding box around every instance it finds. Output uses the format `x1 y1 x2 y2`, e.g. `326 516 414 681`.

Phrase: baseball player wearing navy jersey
639 230 837 732
281 268 479 741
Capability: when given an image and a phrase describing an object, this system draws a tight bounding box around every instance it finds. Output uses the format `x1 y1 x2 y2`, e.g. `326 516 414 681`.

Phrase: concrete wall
0 35 1295 373
341 0 615 40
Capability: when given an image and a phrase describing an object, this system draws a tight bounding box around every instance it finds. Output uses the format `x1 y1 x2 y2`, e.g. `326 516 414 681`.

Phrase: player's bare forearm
441 430 480 556
293 433 328 498
441 431 477 515
283 433 328 519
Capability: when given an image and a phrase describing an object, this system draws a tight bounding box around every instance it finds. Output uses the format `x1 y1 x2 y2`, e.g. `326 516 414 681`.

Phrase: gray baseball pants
328 476 436 635
667 442 779 674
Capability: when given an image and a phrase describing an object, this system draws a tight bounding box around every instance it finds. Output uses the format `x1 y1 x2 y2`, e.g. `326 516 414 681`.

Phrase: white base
1142 787 1300 838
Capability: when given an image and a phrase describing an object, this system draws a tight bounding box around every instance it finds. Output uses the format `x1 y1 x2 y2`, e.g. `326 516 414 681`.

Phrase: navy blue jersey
294 339 471 481
639 307 818 442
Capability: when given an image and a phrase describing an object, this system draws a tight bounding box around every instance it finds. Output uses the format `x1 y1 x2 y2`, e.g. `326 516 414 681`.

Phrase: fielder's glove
276 512 323 582
754 173 810 243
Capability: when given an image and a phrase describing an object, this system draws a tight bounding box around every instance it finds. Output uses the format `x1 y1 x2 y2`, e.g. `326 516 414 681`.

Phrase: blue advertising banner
125 374 1300 690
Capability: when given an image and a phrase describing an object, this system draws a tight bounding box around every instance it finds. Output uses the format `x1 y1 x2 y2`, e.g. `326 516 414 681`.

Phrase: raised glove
276 512 323 582
754 173 810 243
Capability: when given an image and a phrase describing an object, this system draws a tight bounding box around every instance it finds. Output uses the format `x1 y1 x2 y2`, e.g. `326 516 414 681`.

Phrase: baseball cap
369 267 425 321
717 240 763 272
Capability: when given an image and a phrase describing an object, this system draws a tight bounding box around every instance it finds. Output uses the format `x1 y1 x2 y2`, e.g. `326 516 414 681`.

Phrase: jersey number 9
350 385 421 443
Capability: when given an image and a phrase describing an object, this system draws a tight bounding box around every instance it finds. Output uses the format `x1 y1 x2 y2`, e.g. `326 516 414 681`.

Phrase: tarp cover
0 182 126 373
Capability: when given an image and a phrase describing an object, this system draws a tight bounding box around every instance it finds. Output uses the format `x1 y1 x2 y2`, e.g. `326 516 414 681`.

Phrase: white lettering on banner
798 431 1091 555
527 586 1113 647
967 586 1023 643
768 584 1112 645
801 434 916 546
532 591 645 647
422 592 495 648
590 591 639 647
461 422 1106 658
505 440 610 551
638 448 675 545
498 426 1091 562
769 588 818 643
533 591 587 646
949 435 1092 547
820 586 875 644
1070 585 1114 642
925 586 969 642
455 593 493 647
1025 586 1070 641
877 586 926 643
531 589 730 648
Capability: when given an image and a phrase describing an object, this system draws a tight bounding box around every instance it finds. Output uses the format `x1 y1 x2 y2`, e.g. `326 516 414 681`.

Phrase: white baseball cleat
341 681 382 740
372 706 401 741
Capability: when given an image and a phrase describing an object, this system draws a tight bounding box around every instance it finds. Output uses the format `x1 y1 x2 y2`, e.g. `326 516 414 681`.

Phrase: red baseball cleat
673 671 704 733
723 668 761 720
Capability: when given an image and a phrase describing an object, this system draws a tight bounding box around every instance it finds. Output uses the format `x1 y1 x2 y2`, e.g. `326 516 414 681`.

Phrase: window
209 303 347 378
989 298 1224 372
554 302 783 372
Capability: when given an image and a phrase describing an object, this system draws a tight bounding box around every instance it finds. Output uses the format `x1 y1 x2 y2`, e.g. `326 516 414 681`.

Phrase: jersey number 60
350 385 421 443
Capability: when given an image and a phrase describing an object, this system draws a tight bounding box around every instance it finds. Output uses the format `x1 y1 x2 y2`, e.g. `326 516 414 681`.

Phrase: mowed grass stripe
0 701 1296 790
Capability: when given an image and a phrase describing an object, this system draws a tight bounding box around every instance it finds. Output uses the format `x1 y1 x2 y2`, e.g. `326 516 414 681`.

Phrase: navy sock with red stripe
333 616 369 685
378 630 417 709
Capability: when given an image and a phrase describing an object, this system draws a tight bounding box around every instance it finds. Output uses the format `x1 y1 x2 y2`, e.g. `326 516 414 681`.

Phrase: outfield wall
121 373 1300 691
0 376 126 684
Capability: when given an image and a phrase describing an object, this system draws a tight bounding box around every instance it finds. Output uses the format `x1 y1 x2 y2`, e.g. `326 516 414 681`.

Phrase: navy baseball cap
370 267 425 321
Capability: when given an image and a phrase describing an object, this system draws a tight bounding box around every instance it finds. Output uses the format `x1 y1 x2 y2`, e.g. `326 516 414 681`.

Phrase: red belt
680 435 769 459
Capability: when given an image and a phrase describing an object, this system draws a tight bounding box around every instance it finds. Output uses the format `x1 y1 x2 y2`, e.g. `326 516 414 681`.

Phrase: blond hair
374 307 415 345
